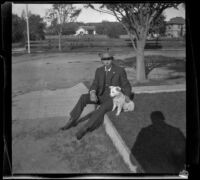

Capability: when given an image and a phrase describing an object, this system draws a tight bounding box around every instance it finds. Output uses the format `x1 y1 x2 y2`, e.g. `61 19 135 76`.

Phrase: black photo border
2 0 199 179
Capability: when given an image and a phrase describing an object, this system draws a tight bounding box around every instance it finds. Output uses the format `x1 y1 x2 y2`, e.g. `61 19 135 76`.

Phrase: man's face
101 59 112 68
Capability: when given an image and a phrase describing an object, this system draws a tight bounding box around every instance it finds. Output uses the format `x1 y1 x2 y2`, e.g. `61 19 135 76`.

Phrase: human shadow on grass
131 111 185 174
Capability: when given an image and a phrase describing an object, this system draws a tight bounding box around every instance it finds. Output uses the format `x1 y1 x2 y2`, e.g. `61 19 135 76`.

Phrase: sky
12 3 185 23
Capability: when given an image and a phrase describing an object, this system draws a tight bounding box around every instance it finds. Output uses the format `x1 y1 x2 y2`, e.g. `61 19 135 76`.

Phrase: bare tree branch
86 4 115 16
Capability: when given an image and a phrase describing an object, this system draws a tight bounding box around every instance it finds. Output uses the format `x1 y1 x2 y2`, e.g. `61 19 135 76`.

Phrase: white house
75 26 96 35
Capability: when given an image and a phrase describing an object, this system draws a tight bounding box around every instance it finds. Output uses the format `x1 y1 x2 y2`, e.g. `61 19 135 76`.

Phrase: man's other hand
90 91 98 102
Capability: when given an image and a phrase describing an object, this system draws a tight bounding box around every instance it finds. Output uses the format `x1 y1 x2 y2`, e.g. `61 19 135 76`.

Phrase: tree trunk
58 33 62 51
136 40 147 83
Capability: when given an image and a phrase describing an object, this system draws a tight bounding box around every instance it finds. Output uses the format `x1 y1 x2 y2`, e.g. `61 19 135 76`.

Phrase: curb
103 115 144 173
132 84 186 94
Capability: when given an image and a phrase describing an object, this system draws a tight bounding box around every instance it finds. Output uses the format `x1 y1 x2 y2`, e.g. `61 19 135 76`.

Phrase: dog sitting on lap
109 86 135 116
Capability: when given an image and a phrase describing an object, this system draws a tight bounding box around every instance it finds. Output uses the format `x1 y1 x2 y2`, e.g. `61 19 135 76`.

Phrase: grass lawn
84 55 185 88
115 55 185 67
12 117 131 173
107 91 186 173
12 51 186 174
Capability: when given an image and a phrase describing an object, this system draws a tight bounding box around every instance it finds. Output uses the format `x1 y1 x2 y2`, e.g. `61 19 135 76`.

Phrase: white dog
109 86 135 116
123 99 135 112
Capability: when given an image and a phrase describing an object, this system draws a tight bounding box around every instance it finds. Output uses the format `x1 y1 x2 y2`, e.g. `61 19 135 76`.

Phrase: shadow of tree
165 61 185 73
127 41 163 49
131 111 185 174
167 75 185 80
145 43 162 49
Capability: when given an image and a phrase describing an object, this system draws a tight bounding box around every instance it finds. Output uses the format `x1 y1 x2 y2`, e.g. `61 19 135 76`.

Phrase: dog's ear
109 86 114 89
116 87 121 92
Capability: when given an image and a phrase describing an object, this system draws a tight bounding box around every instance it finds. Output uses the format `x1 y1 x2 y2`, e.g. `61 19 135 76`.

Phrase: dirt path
12 53 102 97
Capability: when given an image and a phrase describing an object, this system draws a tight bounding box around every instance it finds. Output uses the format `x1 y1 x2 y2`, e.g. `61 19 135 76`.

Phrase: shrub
107 31 119 39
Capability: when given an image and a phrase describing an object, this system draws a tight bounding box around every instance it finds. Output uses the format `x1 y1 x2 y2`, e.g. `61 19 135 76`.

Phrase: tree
45 4 81 51
20 10 46 41
87 3 180 82
28 14 46 40
149 14 166 37
12 14 25 43
94 21 126 37
62 22 80 35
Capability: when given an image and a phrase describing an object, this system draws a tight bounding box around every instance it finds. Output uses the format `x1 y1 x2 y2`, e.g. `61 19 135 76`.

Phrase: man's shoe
60 117 76 131
75 128 88 140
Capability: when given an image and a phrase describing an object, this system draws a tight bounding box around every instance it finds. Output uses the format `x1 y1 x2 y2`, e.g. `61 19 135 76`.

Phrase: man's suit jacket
89 63 132 98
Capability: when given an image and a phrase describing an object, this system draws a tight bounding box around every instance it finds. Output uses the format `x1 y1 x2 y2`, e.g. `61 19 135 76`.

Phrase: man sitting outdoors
60 52 132 140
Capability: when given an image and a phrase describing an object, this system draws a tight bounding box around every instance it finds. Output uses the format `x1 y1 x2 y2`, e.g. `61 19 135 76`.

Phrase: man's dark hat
99 52 114 60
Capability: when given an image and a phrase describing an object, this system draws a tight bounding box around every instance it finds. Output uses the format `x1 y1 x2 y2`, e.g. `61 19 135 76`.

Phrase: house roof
166 17 185 25
78 26 96 30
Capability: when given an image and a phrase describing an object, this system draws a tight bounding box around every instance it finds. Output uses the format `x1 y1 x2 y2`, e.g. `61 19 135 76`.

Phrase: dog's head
109 86 122 97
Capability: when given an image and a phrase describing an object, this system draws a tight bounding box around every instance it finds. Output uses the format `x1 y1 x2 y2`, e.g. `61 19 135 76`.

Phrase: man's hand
90 91 98 102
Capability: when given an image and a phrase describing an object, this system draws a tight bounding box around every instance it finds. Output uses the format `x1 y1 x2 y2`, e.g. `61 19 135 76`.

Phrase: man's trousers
70 93 113 132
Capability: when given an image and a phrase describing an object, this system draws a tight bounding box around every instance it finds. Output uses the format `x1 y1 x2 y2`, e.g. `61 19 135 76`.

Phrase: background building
75 26 96 35
165 17 185 38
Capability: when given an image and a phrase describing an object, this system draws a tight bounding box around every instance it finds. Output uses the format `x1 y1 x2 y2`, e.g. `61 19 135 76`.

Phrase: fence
45 34 108 40
25 38 185 51
25 40 51 50
25 39 128 51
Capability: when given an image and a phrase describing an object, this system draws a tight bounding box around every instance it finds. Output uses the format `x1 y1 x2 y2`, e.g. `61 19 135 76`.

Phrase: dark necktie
104 69 110 94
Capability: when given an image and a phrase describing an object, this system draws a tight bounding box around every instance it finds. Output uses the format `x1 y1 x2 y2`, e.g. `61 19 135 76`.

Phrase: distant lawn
83 55 185 89
107 91 186 173
114 55 185 71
